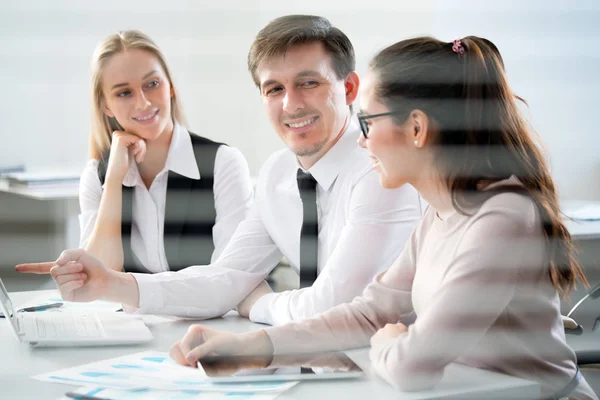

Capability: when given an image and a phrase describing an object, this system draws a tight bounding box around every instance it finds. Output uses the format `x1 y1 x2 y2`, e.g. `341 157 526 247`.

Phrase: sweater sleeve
264 222 419 354
368 194 539 391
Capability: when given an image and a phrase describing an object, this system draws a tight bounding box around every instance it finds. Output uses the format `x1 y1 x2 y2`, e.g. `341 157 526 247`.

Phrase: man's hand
15 248 135 304
236 280 273 318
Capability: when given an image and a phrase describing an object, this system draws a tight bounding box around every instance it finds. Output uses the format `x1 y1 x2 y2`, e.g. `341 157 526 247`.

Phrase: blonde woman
23 30 253 274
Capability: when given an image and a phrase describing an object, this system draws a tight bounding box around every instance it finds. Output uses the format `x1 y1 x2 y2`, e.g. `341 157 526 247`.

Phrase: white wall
0 0 433 178
430 0 600 201
0 0 598 200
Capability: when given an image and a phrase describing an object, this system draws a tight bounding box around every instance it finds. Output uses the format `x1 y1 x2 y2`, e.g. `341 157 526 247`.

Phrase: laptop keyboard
35 314 101 338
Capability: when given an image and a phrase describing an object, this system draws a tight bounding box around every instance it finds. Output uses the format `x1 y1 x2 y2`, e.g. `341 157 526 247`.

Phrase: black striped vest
97 133 223 273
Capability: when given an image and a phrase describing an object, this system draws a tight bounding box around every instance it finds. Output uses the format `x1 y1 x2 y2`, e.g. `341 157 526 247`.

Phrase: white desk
562 200 600 241
0 179 79 200
1 290 540 400
565 219 600 241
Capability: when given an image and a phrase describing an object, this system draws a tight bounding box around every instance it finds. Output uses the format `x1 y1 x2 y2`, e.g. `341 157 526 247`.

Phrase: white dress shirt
133 117 423 324
78 123 254 272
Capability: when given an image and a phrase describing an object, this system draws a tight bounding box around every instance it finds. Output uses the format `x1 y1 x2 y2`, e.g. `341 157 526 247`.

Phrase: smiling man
17 15 423 326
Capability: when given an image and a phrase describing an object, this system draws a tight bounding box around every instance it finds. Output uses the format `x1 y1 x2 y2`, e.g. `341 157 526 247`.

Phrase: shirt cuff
130 273 164 314
249 292 277 325
77 211 97 248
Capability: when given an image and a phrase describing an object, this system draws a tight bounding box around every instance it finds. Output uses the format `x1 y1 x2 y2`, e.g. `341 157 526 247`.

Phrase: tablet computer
196 351 365 383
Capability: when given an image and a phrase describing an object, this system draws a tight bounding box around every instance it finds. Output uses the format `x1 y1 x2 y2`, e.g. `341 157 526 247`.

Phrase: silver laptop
0 278 153 347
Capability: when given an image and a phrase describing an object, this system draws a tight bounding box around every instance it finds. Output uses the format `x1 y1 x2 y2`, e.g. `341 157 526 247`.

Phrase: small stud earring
414 140 419 147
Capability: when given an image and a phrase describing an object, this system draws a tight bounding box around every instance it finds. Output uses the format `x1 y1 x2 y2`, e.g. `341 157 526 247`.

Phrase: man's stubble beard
291 133 330 158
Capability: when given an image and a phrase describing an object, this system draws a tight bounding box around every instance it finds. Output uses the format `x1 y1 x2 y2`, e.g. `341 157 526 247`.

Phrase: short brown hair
248 15 355 88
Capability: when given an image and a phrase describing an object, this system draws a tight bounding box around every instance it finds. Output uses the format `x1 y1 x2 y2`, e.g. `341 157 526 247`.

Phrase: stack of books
0 164 25 175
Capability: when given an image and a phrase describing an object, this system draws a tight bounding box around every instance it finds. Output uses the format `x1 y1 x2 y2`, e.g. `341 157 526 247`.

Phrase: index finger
113 131 144 145
179 325 209 357
169 341 194 367
15 262 54 274
186 339 223 364
55 248 87 266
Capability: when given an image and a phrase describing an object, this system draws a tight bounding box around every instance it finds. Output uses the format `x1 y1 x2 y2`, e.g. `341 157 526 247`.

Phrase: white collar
118 122 200 188
297 115 361 192
165 123 200 180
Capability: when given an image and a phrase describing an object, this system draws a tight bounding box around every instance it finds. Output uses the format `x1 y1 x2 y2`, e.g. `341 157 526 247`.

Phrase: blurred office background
0 0 598 295
1 0 598 195
1 0 599 393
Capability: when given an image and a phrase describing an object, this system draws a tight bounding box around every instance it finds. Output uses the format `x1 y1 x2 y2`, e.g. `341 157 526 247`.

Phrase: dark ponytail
370 36 587 296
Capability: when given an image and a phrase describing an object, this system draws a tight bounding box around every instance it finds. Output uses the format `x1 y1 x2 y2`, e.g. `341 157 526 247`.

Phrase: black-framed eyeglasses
357 111 404 138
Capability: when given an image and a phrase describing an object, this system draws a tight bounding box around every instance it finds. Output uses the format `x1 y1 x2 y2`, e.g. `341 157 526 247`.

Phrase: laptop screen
0 278 21 340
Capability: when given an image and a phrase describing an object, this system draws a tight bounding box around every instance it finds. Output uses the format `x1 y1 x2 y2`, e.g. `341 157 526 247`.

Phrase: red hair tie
451 39 465 55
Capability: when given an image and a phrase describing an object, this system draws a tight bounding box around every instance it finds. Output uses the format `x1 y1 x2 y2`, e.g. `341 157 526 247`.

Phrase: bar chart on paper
37 351 297 398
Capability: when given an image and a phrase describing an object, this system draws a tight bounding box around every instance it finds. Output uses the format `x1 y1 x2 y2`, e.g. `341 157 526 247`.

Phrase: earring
414 140 419 147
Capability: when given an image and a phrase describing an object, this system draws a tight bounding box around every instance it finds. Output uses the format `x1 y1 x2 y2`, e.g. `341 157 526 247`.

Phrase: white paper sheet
17 293 123 313
35 351 298 393
14 293 180 325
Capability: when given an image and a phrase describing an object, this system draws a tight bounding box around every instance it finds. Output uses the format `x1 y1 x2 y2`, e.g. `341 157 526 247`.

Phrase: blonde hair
89 30 186 160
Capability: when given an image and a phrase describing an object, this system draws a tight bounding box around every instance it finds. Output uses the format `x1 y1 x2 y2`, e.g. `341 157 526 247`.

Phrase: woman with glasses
17 30 253 276
170 36 596 399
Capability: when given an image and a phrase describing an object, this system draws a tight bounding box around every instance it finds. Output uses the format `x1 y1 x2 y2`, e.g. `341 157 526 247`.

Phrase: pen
64 391 114 400
19 302 63 312
0 302 63 318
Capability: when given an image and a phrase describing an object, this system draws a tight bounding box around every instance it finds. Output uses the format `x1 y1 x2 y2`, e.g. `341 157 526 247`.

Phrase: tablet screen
196 351 364 383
